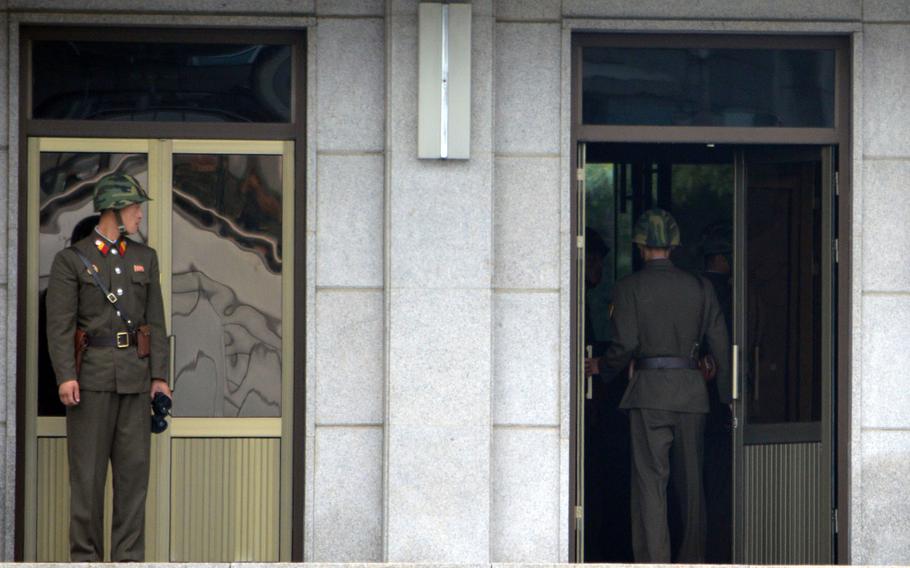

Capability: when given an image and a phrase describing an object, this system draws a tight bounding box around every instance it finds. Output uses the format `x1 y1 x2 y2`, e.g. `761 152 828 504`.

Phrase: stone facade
0 0 908 565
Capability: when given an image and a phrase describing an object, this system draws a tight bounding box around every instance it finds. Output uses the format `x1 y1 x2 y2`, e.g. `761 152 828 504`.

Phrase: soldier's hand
584 356 601 377
150 378 172 400
59 380 80 406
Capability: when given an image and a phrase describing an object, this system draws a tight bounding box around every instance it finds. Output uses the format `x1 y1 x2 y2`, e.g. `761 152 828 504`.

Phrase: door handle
585 345 593 399
732 344 739 400
168 334 176 392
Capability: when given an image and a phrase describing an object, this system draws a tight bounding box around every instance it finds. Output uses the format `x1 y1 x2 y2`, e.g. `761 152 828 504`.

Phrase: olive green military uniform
46 232 168 561
603 211 730 563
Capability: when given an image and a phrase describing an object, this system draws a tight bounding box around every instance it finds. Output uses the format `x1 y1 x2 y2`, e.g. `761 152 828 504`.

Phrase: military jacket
604 259 731 413
46 233 168 393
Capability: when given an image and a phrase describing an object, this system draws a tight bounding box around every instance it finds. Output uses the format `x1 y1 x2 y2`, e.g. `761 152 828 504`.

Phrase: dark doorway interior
581 142 835 563
582 143 735 563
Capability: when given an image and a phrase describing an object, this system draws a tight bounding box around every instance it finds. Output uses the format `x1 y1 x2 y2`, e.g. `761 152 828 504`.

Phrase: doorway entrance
575 143 837 563
23 137 295 561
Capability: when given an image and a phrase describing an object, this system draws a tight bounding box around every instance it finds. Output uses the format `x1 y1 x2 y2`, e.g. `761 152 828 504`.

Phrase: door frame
569 32 853 563
14 26 308 561
21 136 296 561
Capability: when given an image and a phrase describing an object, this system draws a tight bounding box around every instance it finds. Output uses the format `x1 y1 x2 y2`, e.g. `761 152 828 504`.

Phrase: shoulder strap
70 247 137 333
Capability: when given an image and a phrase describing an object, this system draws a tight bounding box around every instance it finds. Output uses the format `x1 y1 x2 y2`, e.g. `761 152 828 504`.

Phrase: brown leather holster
699 354 718 381
136 324 151 359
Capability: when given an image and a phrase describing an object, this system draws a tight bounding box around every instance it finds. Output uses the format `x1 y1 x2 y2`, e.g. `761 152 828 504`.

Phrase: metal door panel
743 442 823 563
733 146 836 563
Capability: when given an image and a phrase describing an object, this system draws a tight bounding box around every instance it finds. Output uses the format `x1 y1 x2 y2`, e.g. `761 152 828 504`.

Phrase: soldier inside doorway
601 209 731 563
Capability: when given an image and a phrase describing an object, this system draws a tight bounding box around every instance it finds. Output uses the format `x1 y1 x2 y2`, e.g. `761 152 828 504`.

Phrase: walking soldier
602 208 731 563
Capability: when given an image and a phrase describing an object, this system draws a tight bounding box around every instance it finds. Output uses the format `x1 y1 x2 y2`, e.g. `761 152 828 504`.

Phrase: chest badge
133 264 145 273
92 264 100 273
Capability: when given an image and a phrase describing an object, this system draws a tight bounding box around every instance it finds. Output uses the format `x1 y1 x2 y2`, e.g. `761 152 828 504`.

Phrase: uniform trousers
66 390 150 562
629 408 706 563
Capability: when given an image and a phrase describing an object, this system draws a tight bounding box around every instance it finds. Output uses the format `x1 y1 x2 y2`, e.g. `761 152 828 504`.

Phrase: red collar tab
94 238 128 257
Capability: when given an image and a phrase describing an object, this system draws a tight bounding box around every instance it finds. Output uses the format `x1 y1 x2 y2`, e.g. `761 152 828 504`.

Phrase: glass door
732 147 836 564
162 140 293 561
24 138 294 562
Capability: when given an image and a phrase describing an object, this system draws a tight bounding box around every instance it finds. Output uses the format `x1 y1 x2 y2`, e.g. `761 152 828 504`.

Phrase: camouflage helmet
632 208 681 248
700 222 732 256
93 173 151 212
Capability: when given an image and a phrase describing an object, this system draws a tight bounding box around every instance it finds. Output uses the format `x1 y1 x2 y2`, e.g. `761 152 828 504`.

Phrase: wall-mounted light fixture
418 2 472 160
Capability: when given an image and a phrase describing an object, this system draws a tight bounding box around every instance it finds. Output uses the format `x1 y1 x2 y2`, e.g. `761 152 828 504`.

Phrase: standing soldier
46 173 171 561
602 209 730 563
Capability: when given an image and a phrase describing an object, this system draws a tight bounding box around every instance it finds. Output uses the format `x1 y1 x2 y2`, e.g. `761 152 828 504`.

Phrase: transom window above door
33 41 292 122
24 27 304 133
575 35 846 133
582 46 834 128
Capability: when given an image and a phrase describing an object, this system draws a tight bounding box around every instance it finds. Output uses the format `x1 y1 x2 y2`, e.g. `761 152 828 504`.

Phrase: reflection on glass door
171 153 284 418
25 139 294 562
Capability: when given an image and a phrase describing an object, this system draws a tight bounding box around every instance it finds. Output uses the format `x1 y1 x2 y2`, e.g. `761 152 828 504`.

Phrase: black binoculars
150 392 172 434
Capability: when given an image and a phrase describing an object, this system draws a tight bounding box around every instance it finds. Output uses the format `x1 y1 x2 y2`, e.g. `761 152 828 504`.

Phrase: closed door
24 137 295 562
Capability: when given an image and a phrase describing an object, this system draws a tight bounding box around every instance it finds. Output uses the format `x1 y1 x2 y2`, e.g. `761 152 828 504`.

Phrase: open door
732 147 837 563
573 141 587 560
576 143 735 562
575 143 837 563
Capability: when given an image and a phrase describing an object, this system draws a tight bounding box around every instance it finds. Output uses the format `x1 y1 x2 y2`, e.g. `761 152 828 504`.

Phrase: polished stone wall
309 3 386 562
1 0 909 565
857 2 910 563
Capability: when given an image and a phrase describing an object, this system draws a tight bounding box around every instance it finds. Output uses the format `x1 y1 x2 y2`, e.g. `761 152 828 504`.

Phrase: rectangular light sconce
418 2 472 160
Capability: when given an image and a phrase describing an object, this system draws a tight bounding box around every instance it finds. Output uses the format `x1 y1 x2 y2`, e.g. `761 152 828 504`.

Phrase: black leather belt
88 331 137 349
636 356 698 370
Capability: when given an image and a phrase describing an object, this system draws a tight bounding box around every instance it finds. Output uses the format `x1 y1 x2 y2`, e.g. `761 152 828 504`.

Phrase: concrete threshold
5 564 909 568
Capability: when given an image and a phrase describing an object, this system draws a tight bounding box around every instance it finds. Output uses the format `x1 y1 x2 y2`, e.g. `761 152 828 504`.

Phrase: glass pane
745 160 821 424
33 42 291 122
583 47 835 127
171 153 283 417
37 151 149 416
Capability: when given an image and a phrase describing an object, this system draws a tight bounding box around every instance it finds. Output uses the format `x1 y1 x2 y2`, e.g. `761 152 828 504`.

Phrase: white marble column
490 1 564 562
857 4 910 562
385 0 494 562
309 2 387 561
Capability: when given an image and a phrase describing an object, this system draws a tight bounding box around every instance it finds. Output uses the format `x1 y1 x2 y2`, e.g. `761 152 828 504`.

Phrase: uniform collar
93 227 128 257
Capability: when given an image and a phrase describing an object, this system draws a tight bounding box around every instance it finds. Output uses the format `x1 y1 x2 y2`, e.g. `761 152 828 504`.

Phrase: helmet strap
113 208 127 236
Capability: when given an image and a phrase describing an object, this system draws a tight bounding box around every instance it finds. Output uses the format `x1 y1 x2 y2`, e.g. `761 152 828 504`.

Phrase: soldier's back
615 259 710 413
